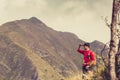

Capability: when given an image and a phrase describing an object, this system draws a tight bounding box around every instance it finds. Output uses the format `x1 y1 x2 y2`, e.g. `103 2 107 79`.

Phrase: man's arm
77 44 84 54
90 52 95 60
90 52 96 65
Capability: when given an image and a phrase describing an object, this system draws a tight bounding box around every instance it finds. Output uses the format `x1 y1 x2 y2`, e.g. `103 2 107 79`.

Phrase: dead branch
104 17 111 28
100 42 110 68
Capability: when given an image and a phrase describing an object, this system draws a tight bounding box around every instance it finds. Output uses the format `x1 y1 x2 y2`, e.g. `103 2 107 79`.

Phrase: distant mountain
91 40 109 56
0 17 107 80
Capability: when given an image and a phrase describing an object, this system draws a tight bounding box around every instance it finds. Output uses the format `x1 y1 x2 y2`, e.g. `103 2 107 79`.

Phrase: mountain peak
29 17 42 23
91 40 104 44
29 17 39 20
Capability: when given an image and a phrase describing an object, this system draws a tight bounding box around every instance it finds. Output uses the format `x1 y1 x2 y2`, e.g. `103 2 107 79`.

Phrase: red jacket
77 49 95 65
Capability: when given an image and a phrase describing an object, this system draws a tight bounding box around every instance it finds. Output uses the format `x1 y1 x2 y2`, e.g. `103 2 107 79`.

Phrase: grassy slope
0 18 107 80
14 41 64 80
8 32 105 80
7 28 83 80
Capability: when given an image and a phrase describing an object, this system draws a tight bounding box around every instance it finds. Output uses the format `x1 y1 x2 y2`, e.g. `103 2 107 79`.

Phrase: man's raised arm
77 44 84 54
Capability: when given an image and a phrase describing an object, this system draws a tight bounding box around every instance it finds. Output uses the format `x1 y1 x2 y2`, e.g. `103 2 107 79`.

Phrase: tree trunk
115 40 120 79
108 0 118 80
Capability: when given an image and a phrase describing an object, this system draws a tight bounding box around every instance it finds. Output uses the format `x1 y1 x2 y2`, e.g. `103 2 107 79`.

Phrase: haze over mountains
0 17 106 80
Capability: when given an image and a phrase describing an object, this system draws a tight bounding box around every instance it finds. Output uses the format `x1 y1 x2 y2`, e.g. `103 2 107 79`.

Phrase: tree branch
104 17 111 28
101 42 110 68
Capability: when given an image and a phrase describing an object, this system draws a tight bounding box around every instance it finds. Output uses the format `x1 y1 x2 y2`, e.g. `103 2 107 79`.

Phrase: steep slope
0 17 108 80
0 34 38 80
0 17 84 80
0 17 83 77
15 42 64 80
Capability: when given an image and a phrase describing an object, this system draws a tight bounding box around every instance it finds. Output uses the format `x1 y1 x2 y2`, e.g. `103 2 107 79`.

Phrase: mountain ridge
0 17 107 80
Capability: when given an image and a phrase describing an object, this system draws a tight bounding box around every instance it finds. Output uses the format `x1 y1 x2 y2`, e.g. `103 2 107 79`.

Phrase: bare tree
115 39 120 79
108 0 120 80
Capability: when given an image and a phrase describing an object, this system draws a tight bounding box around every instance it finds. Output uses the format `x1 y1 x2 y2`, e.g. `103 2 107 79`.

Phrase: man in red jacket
77 43 96 79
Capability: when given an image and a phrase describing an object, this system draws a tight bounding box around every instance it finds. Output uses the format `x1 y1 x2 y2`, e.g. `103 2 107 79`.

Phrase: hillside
0 17 107 80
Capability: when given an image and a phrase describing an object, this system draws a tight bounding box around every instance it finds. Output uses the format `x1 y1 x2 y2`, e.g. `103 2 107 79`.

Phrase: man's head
84 43 90 50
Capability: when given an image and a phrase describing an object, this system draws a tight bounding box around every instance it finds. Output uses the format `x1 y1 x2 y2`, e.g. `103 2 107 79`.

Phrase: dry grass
13 42 64 80
65 73 82 80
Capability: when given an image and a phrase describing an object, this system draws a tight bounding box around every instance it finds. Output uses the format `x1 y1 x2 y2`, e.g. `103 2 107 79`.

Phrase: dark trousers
82 65 94 74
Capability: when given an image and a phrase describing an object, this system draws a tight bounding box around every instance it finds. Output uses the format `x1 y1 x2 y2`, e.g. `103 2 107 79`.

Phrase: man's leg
82 65 87 79
87 65 96 79
82 65 91 80
83 65 96 80
82 65 88 74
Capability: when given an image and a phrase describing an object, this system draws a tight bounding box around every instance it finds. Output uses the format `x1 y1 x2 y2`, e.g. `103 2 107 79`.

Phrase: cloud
0 0 7 16
0 0 47 22
0 0 113 42
42 0 112 42
0 0 112 22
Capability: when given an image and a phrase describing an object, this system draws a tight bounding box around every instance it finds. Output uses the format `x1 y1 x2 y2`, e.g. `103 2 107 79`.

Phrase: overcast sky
0 0 113 43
